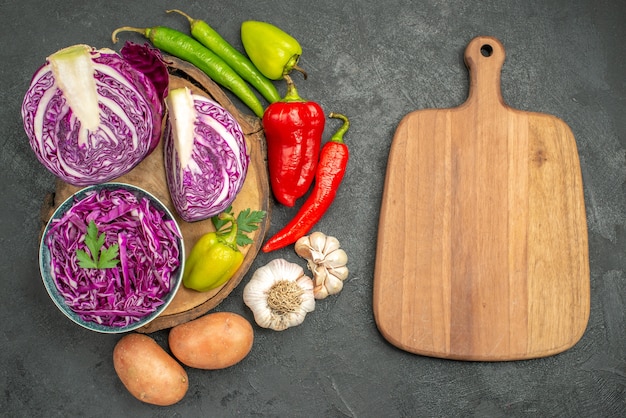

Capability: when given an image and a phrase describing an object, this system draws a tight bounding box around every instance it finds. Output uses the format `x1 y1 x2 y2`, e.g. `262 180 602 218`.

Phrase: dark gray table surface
2 0 624 416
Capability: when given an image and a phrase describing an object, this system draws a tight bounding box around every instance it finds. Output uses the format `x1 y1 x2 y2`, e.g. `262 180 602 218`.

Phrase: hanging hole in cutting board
480 44 493 57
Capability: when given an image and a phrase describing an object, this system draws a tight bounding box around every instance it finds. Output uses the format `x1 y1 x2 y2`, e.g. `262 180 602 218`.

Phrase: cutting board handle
464 36 507 108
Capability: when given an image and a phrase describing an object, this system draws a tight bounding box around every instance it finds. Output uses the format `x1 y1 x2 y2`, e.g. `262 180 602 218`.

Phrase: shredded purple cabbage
44 188 181 327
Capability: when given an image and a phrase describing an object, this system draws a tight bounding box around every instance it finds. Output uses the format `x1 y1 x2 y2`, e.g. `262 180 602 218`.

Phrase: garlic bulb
294 231 349 299
243 258 315 331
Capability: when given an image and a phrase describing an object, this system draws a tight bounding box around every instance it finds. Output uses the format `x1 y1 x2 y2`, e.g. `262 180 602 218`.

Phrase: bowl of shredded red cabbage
39 182 184 333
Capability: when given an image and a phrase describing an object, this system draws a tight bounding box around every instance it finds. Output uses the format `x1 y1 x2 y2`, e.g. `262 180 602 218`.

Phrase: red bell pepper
262 75 325 207
262 113 350 252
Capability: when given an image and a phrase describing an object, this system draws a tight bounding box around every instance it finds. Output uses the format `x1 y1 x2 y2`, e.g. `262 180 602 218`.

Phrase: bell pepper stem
217 212 239 249
282 74 304 102
289 63 308 80
328 113 350 143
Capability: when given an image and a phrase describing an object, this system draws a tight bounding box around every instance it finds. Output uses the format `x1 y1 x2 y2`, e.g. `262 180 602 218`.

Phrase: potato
169 311 254 370
113 333 188 406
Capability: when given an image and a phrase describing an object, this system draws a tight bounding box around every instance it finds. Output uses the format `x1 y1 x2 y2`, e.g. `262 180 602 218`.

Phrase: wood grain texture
373 36 589 361
40 56 271 333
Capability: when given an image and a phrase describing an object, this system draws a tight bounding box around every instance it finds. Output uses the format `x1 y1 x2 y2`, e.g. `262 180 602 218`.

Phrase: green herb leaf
98 243 120 269
235 208 266 246
237 208 267 233
211 207 267 247
76 220 120 269
76 249 98 269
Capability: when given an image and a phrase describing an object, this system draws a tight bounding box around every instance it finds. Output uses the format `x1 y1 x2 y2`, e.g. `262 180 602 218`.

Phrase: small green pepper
241 20 307 80
183 213 244 292
167 9 281 104
112 25 265 118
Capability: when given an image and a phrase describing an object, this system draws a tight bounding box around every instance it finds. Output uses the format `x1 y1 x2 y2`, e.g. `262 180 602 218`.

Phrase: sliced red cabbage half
164 87 249 222
22 43 168 186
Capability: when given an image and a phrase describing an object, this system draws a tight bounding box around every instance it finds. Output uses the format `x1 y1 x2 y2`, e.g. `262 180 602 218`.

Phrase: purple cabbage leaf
120 41 169 106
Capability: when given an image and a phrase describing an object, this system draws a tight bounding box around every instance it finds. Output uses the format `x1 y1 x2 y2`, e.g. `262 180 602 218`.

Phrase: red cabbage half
164 87 249 222
43 185 182 328
22 43 167 186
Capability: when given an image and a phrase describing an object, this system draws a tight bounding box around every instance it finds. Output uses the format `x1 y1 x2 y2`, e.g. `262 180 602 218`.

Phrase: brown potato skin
113 333 188 406
169 312 254 370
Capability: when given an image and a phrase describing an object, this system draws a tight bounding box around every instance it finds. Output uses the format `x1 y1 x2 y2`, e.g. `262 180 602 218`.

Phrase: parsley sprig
212 206 267 246
76 220 120 269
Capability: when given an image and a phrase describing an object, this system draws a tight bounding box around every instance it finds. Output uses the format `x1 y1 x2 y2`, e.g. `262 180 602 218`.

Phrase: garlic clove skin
311 264 329 299
322 235 341 254
311 263 345 300
329 265 349 281
313 286 330 300
324 272 344 296
308 231 328 252
314 286 329 300
295 275 316 314
311 263 327 287
252 304 276 330
324 248 348 268
294 236 317 263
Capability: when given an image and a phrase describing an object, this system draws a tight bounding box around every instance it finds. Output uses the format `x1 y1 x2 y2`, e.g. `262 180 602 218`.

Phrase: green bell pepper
183 213 244 292
241 20 306 80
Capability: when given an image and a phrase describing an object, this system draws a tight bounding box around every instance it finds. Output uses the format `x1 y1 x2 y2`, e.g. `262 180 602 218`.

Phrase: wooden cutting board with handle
373 36 589 361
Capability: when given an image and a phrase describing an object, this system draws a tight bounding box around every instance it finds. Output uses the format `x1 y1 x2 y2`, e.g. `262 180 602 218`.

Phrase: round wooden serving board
40 56 271 333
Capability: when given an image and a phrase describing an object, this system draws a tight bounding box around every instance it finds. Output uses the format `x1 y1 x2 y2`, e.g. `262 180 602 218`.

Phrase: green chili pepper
166 10 281 104
112 25 265 118
241 20 307 80
182 212 244 292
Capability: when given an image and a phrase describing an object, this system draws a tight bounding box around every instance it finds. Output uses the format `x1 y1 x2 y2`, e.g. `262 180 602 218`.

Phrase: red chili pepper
262 113 350 252
262 74 325 207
